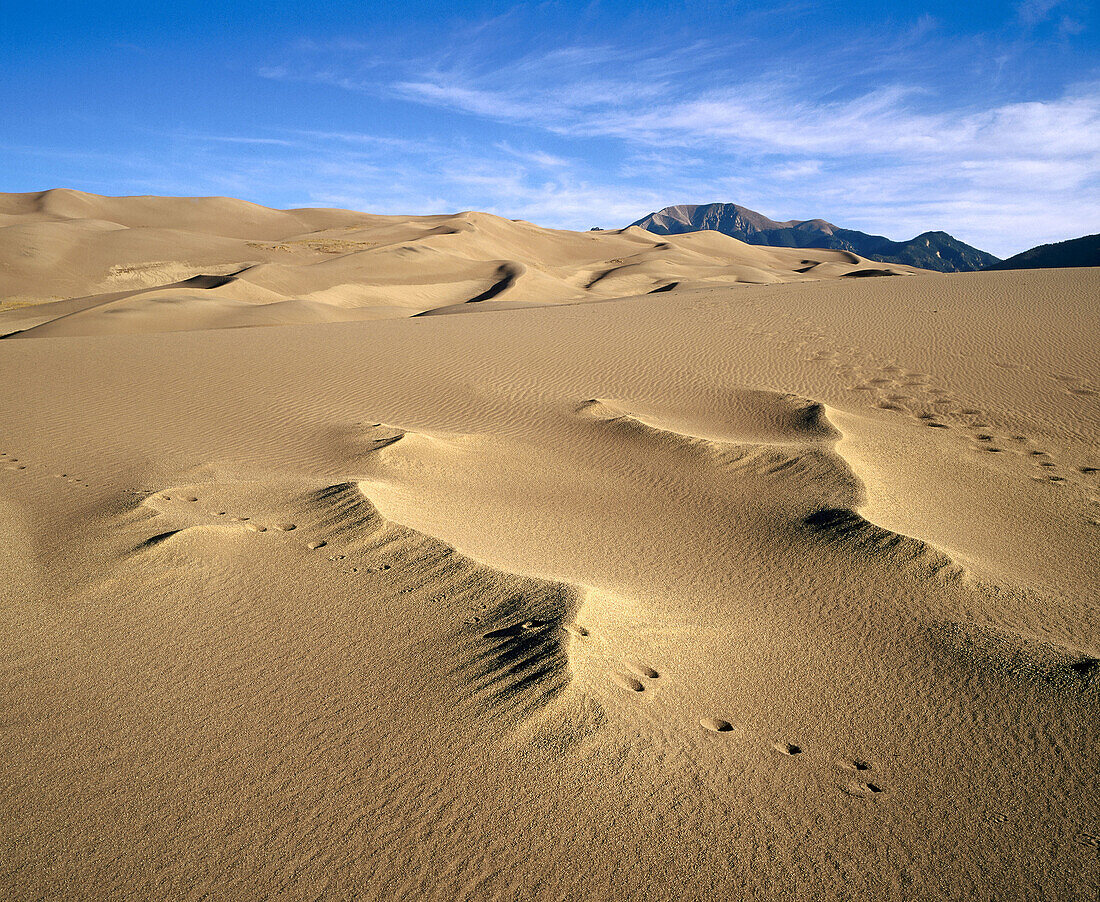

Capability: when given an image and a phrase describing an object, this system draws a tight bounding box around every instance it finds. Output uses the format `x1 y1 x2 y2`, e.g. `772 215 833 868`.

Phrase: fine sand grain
0 193 1097 900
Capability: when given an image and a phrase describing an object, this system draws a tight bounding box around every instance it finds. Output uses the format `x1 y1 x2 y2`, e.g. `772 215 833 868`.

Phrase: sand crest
0 193 1097 900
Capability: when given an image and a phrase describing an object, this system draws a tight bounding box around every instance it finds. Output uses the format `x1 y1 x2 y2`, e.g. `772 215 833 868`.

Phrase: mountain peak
630 203 999 273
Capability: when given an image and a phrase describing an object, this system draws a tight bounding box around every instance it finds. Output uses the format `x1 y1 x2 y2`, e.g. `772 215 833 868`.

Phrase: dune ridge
579 394 968 586
0 193 1096 900
0 189 921 335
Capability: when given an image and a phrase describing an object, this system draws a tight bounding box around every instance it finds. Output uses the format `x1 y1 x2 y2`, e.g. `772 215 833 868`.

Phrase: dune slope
0 190 920 335
0 200 1097 900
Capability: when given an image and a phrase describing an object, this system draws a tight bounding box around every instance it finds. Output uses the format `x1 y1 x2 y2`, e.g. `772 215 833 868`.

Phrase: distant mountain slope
632 203 1000 273
984 233 1100 270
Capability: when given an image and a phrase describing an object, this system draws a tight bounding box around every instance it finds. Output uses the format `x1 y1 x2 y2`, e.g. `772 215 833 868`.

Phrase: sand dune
0 190 920 336
0 194 1097 900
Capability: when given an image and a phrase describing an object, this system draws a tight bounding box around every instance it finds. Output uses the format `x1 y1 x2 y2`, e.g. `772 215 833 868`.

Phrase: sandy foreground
0 193 1097 900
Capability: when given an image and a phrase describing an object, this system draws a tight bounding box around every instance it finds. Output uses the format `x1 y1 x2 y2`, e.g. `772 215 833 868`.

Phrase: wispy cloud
14 7 1096 259
1017 0 1067 25
374 49 1100 168
495 142 571 169
330 35 1099 255
139 42 1100 257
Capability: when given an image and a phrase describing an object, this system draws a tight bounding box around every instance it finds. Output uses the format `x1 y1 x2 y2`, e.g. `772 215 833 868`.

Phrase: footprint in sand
837 757 874 774
483 620 548 639
843 780 885 797
700 717 734 733
306 540 327 550
612 673 645 692
563 623 589 638
772 741 803 756
626 662 659 680
836 758 887 797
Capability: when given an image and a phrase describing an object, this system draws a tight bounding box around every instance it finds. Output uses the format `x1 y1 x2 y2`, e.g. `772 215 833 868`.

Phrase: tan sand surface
0 190 918 335
0 193 1097 900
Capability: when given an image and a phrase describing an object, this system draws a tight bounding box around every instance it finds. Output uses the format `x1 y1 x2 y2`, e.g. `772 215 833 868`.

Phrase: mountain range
631 203 1000 273
984 233 1100 271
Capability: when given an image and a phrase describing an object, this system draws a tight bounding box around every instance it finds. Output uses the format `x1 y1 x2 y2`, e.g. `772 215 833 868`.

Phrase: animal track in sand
626 662 660 680
773 741 803 756
306 540 326 550
562 623 589 638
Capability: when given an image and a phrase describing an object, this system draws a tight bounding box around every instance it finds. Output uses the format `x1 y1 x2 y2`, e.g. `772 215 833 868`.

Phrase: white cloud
358 46 1100 255
53 28 1099 257
494 142 571 169
1017 0 1067 24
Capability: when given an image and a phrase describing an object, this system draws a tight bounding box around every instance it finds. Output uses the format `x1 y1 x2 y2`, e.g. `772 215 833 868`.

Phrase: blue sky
2 1 1098 256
